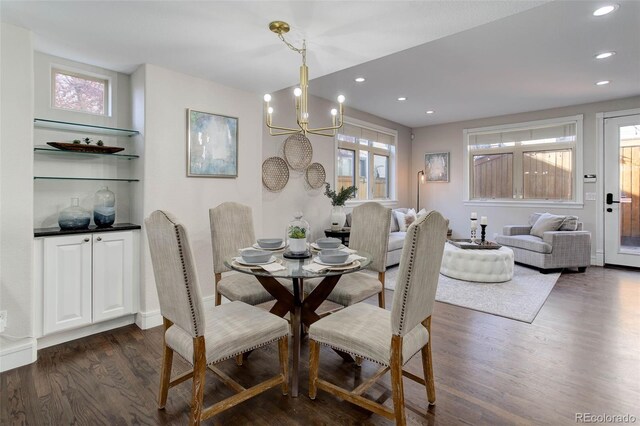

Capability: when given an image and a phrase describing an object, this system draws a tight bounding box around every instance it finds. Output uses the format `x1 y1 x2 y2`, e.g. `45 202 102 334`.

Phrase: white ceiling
310 0 640 127
1 1 637 128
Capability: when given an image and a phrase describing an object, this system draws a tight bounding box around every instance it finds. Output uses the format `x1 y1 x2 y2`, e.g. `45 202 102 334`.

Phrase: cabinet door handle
96 237 102 242
84 238 90 242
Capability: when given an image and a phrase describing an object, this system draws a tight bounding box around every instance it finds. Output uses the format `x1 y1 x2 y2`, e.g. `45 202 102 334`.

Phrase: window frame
335 116 398 207
51 66 112 116
463 115 584 208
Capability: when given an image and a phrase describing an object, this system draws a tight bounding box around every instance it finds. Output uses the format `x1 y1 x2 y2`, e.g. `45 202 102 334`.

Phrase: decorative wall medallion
283 133 313 171
262 156 289 191
305 162 326 189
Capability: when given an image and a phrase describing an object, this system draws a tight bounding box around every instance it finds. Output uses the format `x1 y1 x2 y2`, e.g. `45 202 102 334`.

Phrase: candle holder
470 218 477 242
480 224 487 244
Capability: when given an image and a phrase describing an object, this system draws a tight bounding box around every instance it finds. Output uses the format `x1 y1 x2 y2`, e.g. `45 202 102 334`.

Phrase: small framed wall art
424 152 449 182
187 109 238 177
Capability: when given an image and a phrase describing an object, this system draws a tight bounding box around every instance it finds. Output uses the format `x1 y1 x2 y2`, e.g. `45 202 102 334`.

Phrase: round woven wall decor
305 163 326 189
262 156 289 192
283 133 313 171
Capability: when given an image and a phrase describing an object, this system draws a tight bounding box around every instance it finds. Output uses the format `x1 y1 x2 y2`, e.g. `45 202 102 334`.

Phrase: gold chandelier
264 21 345 137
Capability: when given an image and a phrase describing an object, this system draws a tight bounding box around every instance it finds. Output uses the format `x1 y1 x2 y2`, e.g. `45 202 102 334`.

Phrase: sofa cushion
495 234 552 254
395 209 417 232
530 213 566 238
529 212 579 232
388 232 406 251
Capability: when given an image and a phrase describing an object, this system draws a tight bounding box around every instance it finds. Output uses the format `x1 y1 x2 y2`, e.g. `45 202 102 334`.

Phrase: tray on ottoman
448 239 502 250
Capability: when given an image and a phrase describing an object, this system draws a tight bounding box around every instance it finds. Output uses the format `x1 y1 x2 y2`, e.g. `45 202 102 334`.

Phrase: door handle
606 193 620 205
96 236 102 242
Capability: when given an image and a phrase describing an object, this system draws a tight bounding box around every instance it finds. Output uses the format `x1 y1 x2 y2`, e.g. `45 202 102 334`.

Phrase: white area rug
376 265 560 323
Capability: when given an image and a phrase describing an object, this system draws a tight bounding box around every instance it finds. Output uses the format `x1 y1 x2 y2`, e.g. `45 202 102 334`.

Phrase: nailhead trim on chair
160 211 200 338
396 222 419 336
315 341 390 366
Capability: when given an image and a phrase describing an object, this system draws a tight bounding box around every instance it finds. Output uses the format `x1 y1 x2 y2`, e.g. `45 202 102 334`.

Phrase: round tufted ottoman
440 243 514 283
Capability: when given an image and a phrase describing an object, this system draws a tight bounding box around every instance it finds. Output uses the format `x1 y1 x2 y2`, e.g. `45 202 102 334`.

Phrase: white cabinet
43 231 134 335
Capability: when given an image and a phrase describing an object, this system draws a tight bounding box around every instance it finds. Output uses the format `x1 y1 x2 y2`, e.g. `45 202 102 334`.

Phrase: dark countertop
34 223 141 237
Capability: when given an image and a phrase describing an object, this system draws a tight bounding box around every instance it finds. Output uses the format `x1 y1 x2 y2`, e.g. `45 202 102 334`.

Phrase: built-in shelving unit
34 118 139 137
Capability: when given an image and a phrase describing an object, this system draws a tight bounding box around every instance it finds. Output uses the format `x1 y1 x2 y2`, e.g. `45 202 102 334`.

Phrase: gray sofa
387 208 410 267
495 213 591 273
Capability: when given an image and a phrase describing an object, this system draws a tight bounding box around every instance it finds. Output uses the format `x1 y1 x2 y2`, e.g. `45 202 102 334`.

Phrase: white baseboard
592 251 604 266
134 295 222 331
38 315 136 350
135 309 163 330
0 339 37 373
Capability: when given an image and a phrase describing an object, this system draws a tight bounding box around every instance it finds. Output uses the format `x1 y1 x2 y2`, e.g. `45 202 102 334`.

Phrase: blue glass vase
93 186 115 228
58 197 91 230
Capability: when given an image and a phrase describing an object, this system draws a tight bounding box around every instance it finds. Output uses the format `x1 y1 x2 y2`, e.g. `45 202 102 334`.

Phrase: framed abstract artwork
424 152 449 182
187 109 238 177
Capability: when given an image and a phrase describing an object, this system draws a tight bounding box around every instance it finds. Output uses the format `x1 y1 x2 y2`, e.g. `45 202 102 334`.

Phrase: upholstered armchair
495 213 591 273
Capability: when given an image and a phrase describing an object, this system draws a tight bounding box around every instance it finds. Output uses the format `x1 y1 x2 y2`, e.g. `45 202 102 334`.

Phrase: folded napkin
302 263 331 273
260 262 286 272
347 254 367 262
343 248 358 254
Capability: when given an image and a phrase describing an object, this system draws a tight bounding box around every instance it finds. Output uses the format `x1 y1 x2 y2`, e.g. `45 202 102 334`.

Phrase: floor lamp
417 170 425 211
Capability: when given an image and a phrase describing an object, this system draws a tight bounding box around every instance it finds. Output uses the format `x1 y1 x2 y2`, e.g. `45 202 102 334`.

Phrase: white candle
470 212 477 219
480 216 488 225
470 220 477 230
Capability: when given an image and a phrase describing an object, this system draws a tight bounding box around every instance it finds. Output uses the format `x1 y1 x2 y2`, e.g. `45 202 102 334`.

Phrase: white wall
0 23 36 370
261 90 412 240
137 64 263 319
32 53 133 228
412 95 640 263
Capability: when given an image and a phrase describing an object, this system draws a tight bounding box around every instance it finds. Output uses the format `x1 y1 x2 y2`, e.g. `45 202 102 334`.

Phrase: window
52 68 109 115
464 115 583 205
336 119 397 202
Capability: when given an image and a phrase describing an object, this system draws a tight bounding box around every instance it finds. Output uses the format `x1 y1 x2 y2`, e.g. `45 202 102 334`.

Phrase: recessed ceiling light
354 77 366 83
595 80 611 86
426 110 435 114
595 51 616 59
397 97 407 101
593 4 618 16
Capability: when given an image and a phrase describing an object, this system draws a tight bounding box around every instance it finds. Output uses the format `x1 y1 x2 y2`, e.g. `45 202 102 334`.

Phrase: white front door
604 114 640 267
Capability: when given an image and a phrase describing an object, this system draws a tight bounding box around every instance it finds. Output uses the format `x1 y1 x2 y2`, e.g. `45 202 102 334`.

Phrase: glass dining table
225 249 372 397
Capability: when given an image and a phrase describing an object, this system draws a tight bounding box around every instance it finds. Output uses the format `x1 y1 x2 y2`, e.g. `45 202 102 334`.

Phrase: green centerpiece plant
324 183 357 230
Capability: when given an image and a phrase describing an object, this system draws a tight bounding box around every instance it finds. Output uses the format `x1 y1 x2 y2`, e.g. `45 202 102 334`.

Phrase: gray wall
411 95 640 263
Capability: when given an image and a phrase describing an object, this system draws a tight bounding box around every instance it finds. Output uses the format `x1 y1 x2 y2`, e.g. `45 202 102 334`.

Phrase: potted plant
287 212 310 254
324 183 357 230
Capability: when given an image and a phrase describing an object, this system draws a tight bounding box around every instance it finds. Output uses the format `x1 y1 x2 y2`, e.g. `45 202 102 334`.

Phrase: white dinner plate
313 256 355 267
252 243 286 251
235 256 277 266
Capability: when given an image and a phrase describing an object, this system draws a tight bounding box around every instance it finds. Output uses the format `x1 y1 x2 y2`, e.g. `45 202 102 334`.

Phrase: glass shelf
34 176 139 182
34 118 139 137
34 147 139 159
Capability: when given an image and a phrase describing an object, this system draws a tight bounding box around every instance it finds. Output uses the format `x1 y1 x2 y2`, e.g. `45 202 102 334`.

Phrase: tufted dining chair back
145 210 205 338
209 202 256 274
349 202 391 273
390 210 448 337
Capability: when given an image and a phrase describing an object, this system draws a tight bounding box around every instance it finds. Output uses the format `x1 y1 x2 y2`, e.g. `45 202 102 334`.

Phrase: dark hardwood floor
2 266 639 425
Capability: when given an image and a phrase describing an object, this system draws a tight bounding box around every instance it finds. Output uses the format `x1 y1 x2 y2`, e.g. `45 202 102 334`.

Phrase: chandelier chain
277 33 306 64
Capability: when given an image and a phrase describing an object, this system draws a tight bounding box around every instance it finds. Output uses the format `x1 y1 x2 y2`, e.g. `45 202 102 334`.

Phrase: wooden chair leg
355 357 363 366
390 335 406 426
278 336 289 395
190 337 207 426
421 317 436 405
309 339 320 400
378 272 386 308
159 318 174 409
214 273 222 306
235 354 243 366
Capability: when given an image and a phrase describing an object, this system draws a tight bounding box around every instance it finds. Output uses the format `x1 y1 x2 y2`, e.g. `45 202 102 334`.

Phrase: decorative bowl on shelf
47 142 124 154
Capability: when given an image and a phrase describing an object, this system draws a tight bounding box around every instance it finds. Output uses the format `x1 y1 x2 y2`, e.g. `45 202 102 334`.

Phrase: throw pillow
559 215 579 231
395 209 417 232
528 212 544 226
530 212 566 238
417 208 427 219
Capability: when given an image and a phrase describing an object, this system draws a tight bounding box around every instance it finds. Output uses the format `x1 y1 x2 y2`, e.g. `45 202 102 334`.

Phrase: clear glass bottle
94 186 116 228
58 197 91 230
286 212 310 254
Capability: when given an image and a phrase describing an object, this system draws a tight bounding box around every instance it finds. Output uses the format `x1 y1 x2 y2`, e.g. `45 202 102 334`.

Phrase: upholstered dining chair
308 210 448 425
210 202 285 306
304 202 391 309
145 210 289 425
